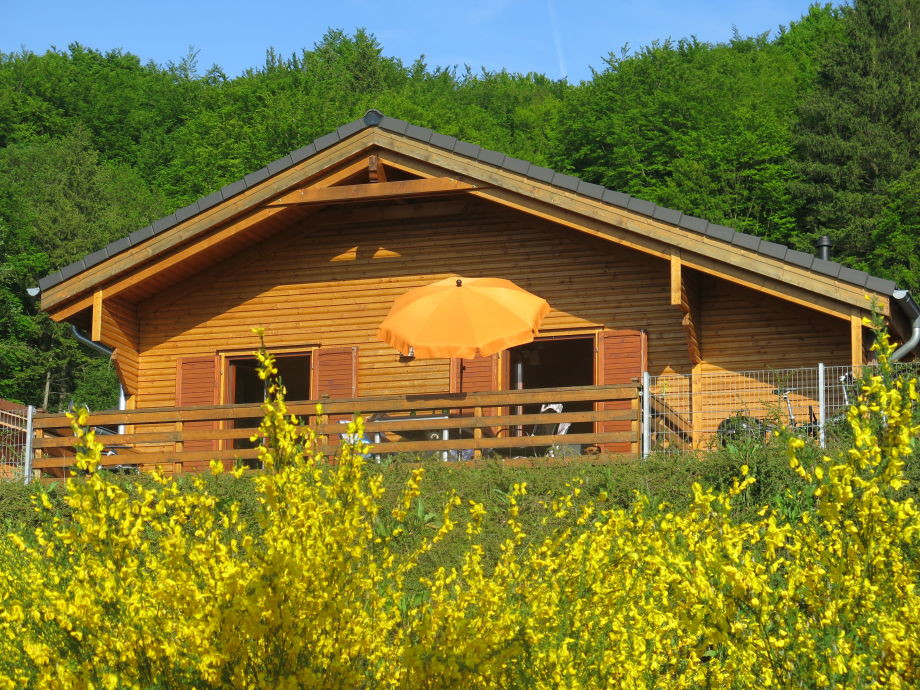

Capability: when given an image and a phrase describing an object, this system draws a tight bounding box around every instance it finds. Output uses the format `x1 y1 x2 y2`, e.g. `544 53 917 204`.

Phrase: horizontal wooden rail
32 432 636 468
33 409 635 449
32 384 638 429
33 449 260 469
361 431 634 454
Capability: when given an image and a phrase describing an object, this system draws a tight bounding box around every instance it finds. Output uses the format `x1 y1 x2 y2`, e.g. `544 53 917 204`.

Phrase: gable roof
37 109 897 316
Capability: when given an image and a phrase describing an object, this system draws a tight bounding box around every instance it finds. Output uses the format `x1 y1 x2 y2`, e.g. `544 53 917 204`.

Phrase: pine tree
793 0 920 286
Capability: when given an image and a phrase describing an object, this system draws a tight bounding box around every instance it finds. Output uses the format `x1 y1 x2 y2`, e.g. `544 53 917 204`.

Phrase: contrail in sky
547 0 567 80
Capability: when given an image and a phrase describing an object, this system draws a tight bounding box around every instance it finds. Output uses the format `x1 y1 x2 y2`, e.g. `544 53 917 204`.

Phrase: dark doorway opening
507 337 595 436
228 354 311 451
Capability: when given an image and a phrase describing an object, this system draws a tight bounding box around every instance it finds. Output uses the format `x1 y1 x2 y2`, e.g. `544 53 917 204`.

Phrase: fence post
641 371 651 458
472 406 483 460
23 405 34 485
818 362 826 449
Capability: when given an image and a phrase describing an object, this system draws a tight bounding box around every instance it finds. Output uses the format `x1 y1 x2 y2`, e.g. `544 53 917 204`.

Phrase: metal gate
0 403 34 483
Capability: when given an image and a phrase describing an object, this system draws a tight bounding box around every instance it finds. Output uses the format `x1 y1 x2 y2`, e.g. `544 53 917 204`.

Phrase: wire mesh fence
645 361 920 455
0 403 31 482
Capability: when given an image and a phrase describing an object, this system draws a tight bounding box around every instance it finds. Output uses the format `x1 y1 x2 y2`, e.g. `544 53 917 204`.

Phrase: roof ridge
37 111 896 297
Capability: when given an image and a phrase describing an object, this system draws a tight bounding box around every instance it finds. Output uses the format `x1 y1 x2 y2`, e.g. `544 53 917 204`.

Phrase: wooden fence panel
31 384 640 475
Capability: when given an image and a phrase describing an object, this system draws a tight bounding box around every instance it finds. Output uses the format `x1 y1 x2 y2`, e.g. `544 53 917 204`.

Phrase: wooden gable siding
131 197 853 416
376 134 885 319
134 198 688 409
700 278 851 373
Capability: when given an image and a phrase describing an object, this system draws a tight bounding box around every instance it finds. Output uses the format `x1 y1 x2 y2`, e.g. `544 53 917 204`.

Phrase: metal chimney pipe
816 235 832 261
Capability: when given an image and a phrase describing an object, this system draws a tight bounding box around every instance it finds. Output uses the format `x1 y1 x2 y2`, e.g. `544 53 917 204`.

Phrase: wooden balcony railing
30 384 639 476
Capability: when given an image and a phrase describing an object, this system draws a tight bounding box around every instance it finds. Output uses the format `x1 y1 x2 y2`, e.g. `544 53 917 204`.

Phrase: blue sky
2 1 830 83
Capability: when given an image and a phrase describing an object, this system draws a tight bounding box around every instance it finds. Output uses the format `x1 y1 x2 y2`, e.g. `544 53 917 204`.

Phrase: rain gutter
891 290 920 362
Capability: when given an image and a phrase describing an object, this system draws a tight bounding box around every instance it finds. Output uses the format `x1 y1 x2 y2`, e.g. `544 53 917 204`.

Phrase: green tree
793 0 920 287
552 6 841 243
0 130 165 407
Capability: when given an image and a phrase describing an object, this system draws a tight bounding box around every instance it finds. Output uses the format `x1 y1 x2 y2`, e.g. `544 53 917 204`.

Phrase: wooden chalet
32 110 918 472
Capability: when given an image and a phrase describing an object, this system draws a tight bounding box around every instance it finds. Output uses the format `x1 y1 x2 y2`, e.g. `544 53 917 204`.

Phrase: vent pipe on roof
891 290 920 362
816 235 832 261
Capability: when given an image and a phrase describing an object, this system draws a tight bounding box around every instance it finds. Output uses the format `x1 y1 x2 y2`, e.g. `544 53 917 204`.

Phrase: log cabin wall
133 195 853 425
700 277 851 373
135 197 690 409
694 278 852 440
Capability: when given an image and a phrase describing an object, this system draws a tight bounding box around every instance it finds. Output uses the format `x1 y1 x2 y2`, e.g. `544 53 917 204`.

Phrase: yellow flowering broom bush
1 330 918 687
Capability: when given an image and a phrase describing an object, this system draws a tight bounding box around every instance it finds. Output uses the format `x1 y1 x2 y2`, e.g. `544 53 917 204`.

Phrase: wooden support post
851 314 864 368
368 154 387 183
473 406 483 460
91 288 103 341
124 393 136 436
670 249 682 307
691 362 704 449
34 428 44 461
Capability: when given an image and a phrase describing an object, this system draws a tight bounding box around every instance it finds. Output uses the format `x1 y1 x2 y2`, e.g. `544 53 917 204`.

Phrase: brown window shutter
450 355 499 423
597 330 646 454
313 346 358 426
313 346 358 400
175 355 219 460
450 355 498 394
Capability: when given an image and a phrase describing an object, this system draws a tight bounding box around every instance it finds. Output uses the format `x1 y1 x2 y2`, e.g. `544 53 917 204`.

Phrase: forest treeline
1 0 918 409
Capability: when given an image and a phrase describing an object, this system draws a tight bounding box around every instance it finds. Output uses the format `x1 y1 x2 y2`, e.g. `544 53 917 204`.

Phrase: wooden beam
91 289 103 341
368 154 387 182
851 314 864 366
266 177 477 207
47 295 93 322
670 249 681 307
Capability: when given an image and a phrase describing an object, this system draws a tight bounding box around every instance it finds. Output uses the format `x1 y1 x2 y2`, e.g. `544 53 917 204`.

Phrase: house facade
36 110 915 450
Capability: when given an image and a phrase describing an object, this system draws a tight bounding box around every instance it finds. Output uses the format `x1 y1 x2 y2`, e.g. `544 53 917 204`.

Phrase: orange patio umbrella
377 277 551 360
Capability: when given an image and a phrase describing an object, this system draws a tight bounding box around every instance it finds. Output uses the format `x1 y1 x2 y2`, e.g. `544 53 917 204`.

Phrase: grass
4 432 895 531
3 433 917 597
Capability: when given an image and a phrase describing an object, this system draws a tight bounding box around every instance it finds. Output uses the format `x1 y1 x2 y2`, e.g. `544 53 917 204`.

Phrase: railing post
473 406 483 460
23 405 34 485
818 362 826 449
641 372 650 458
175 420 184 454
